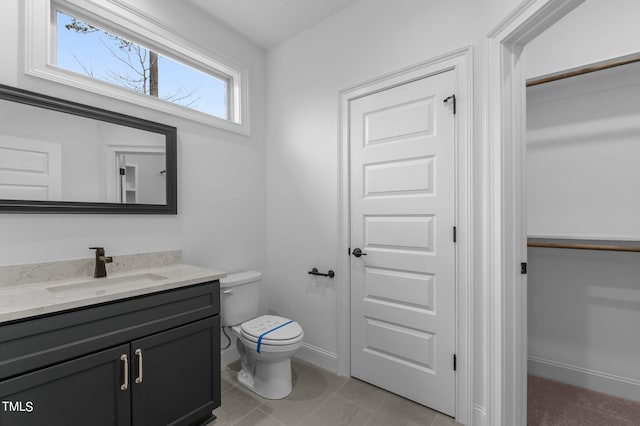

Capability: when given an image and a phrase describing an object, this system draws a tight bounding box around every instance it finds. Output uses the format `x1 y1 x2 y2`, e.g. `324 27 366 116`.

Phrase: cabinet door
0 344 131 426
131 316 220 426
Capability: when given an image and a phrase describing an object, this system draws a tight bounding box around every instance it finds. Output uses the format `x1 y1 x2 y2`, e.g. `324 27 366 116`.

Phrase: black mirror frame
0 84 177 214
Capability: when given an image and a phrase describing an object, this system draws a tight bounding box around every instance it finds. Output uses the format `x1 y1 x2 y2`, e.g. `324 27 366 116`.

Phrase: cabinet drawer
0 281 219 380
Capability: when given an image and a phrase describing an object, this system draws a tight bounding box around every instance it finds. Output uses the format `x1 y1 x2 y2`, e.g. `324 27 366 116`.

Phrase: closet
526 57 640 424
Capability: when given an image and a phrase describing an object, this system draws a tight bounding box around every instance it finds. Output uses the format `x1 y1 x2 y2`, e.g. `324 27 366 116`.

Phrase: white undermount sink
47 273 167 294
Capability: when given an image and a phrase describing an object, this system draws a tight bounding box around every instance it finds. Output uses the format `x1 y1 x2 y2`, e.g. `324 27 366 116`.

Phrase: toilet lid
240 315 303 344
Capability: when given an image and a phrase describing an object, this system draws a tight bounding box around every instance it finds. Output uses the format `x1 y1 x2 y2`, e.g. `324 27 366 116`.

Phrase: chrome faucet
90 247 113 278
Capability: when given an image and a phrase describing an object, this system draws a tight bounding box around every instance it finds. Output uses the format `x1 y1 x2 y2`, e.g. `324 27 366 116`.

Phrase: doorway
525 41 640 426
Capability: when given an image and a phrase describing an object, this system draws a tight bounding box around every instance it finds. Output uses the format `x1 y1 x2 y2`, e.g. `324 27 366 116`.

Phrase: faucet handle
89 247 105 255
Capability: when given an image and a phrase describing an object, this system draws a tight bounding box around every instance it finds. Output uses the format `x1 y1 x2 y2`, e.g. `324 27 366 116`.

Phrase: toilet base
237 357 293 399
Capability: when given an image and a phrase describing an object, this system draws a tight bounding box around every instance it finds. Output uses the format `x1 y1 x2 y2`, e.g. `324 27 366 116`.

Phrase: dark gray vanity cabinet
0 281 220 426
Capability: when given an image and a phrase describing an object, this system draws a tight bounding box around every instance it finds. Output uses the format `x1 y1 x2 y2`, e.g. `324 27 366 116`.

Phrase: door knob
352 248 368 258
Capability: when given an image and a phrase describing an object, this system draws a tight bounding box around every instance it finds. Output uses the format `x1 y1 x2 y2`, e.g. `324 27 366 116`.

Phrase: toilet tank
219 271 261 326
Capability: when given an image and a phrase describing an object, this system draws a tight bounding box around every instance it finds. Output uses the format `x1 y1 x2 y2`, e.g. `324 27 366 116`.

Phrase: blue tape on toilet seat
256 320 294 353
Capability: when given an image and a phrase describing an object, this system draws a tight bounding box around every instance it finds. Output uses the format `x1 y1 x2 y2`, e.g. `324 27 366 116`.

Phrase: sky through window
56 11 228 119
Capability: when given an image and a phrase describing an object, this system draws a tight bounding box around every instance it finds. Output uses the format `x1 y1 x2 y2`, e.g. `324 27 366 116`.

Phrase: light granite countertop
0 263 226 323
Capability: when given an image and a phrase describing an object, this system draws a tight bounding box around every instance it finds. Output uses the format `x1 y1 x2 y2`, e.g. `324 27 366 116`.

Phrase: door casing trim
484 1 585 425
337 46 473 424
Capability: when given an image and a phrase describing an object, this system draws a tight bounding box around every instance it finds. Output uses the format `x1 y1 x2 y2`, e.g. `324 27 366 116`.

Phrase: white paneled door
0 137 62 201
349 70 456 416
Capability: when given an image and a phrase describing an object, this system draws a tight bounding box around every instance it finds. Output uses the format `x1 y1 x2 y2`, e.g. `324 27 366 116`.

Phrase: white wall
0 0 267 283
527 62 640 240
526 0 640 79
525 0 640 401
527 246 640 401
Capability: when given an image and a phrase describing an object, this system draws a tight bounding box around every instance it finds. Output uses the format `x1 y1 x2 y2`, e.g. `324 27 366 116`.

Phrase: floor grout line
334 392 377 425
295 362 319 382
295 376 341 424
427 413 437 426
289 366 340 425
259 407 286 426
229 407 259 426
228 406 286 426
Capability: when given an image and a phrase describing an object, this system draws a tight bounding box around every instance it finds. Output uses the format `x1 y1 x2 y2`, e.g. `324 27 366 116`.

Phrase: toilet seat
240 315 303 346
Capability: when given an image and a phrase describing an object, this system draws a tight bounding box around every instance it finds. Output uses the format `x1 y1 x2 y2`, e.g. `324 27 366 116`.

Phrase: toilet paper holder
308 267 335 278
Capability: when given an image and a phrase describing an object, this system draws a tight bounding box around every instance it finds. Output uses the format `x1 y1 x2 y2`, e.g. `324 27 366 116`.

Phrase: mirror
0 85 176 213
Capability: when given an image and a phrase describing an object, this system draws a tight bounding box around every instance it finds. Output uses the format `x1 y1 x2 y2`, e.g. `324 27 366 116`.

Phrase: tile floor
209 358 462 426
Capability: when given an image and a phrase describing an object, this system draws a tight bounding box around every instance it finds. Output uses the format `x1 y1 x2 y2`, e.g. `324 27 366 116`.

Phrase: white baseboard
296 343 338 373
472 404 487 426
528 356 640 402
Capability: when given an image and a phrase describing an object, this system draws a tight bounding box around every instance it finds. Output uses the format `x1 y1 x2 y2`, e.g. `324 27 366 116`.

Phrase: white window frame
24 0 250 135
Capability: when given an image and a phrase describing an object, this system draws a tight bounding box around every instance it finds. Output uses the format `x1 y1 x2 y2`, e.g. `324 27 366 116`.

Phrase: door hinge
521 262 527 274
453 354 457 371
453 226 457 243
119 168 126 176
444 94 456 114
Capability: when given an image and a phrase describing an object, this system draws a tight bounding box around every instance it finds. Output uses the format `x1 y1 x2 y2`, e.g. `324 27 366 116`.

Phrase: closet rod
526 53 640 87
527 242 640 253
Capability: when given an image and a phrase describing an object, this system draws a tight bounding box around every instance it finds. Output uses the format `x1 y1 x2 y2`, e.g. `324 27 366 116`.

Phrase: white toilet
220 271 304 399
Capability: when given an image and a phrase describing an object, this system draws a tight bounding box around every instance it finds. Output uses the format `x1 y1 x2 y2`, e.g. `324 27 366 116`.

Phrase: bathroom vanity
0 263 225 426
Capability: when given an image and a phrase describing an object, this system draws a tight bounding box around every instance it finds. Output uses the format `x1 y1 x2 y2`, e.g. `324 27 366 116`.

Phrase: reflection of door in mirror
125 153 165 204
0 136 62 201
123 162 138 204
113 151 166 204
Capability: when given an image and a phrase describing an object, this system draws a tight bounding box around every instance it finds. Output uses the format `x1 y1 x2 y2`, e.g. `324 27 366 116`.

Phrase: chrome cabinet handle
135 349 143 384
120 354 129 390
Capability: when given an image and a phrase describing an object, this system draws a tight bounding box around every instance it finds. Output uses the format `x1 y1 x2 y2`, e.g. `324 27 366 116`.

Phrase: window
24 0 249 134
56 11 229 120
